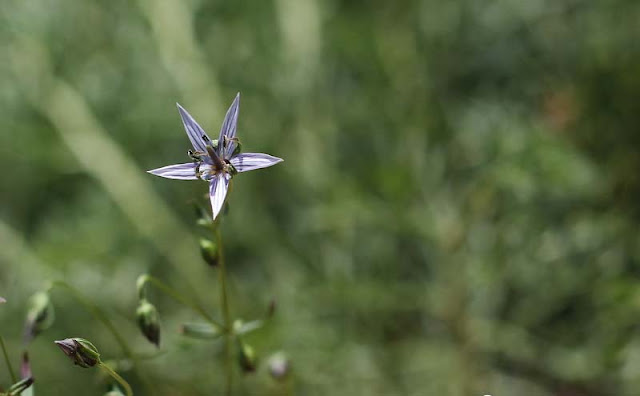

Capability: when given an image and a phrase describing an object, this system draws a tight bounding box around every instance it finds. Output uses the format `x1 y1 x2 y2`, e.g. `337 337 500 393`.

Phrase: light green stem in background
138 275 223 330
0 336 17 383
49 281 134 360
216 228 233 396
99 362 133 396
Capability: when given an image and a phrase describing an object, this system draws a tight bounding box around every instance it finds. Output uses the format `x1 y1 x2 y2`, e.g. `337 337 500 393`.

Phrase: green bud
104 384 125 396
238 341 257 373
24 291 54 342
54 338 101 368
268 352 290 381
7 376 34 395
136 300 161 347
199 238 219 267
180 322 221 340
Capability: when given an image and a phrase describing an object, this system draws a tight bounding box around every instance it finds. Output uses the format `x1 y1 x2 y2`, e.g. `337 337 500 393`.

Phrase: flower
148 93 283 220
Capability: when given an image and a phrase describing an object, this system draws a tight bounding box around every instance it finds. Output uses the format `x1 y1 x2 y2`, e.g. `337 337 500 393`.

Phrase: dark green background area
1 1 639 395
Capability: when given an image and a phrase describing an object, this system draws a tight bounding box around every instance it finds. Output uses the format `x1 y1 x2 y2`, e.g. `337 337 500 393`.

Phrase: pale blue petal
177 103 211 153
230 152 283 172
209 173 230 220
217 93 240 158
148 163 198 180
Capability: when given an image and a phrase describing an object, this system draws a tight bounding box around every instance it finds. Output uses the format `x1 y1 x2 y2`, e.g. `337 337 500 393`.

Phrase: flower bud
104 384 126 396
24 291 54 342
54 338 101 368
180 322 221 339
238 341 257 373
136 299 161 347
268 352 290 381
7 376 34 395
199 238 219 267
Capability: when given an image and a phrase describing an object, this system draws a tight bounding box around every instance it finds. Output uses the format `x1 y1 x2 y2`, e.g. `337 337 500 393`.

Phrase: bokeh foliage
1 0 640 395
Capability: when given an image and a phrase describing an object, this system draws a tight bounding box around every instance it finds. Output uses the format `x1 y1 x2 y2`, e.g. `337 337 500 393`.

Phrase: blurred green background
1 0 640 395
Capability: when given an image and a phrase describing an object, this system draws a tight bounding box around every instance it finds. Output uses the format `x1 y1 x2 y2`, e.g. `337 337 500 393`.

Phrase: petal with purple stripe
230 152 283 173
147 163 198 180
217 93 240 158
177 103 211 153
209 173 230 220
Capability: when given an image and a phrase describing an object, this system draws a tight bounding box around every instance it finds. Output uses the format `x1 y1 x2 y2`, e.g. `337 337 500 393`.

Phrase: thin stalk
49 281 158 395
140 275 223 330
0 336 16 383
99 362 133 396
49 281 133 360
216 227 233 396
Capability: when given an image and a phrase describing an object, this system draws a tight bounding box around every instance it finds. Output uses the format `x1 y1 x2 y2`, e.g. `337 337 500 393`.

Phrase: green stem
216 228 233 396
99 362 133 396
49 282 159 395
139 275 223 330
49 281 133 360
0 336 16 383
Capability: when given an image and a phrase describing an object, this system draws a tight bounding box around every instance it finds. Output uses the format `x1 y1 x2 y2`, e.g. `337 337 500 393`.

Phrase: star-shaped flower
148 93 283 220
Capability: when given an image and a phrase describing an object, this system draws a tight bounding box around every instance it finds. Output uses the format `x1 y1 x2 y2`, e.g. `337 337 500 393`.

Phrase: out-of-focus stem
99 362 133 396
0 336 17 383
138 274 223 330
216 227 233 396
49 281 133 360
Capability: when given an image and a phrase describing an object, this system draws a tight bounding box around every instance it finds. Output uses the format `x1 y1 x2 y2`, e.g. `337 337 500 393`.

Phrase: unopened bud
136 300 160 347
180 322 221 339
238 341 257 373
104 384 125 396
54 338 101 368
7 376 34 395
199 238 219 267
268 352 290 381
24 291 54 342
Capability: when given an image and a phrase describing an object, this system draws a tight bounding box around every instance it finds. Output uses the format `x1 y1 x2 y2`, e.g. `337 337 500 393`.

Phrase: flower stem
99 362 133 396
48 281 159 394
138 275 224 330
49 281 134 360
0 336 17 383
216 228 233 396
